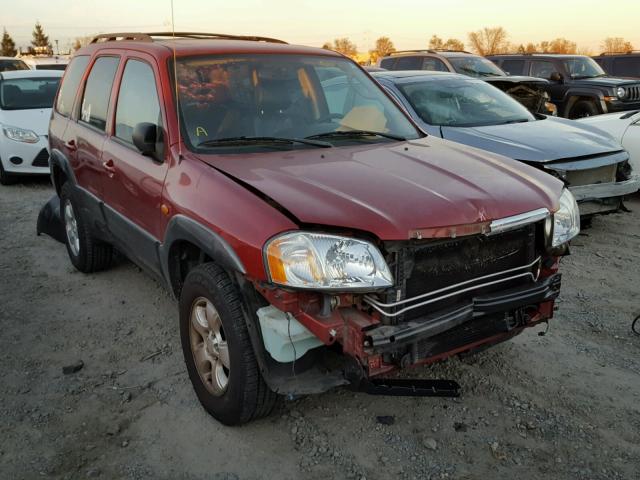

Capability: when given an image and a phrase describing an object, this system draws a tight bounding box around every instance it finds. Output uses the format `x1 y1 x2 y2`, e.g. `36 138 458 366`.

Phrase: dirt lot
1 179 639 480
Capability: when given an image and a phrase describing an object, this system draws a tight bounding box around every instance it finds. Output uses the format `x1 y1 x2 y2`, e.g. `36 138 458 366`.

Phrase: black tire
60 182 112 273
568 100 599 119
179 263 277 425
0 161 16 186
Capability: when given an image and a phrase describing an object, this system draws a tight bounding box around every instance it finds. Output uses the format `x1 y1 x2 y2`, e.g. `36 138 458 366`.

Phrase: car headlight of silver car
3 125 39 143
265 232 393 290
552 188 580 247
616 86 626 99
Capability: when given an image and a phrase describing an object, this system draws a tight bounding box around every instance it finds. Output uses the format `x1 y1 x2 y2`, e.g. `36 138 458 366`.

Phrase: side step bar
354 378 461 397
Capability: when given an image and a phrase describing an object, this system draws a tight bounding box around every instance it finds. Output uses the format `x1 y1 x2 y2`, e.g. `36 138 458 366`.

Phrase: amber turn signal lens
266 242 287 284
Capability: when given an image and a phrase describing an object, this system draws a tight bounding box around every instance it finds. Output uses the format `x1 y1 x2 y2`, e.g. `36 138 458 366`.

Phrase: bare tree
467 27 509 56
577 45 595 56
601 37 634 54
428 35 464 51
72 36 93 51
369 36 395 63
547 38 577 54
328 37 358 58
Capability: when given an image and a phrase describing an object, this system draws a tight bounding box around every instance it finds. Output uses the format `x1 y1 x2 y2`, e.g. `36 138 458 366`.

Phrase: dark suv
593 51 640 79
489 54 640 118
378 50 555 114
40 32 578 425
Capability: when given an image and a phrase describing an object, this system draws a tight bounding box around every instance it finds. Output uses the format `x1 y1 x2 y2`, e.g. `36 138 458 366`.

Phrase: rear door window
114 59 162 145
529 60 557 79
501 59 525 75
422 57 449 72
394 56 423 70
379 58 396 69
79 56 120 131
55 55 90 117
612 57 640 77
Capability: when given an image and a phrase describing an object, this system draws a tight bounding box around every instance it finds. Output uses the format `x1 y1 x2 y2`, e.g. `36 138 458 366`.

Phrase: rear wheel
180 262 277 425
568 100 599 119
60 182 112 272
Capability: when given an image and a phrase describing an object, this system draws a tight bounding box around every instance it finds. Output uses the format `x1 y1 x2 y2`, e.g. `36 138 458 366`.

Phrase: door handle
102 159 116 176
65 139 77 151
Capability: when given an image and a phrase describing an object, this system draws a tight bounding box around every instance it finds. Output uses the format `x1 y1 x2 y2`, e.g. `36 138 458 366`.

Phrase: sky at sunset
2 0 639 53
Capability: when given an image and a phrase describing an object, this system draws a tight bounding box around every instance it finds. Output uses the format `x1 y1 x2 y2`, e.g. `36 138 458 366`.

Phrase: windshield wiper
197 136 332 148
498 118 530 125
305 130 406 142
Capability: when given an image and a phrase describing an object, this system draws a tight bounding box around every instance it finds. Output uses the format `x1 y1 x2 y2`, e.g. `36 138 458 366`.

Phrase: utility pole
55 39 59 55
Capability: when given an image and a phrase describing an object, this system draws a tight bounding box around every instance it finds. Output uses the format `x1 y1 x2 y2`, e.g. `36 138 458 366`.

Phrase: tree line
1 22 53 56
322 28 636 62
1 23 635 59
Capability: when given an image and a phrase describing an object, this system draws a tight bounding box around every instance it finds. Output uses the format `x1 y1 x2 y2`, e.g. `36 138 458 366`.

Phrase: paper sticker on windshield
81 99 91 123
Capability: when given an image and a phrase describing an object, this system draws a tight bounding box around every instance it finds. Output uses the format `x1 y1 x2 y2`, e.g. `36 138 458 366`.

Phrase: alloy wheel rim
64 200 80 257
189 297 230 396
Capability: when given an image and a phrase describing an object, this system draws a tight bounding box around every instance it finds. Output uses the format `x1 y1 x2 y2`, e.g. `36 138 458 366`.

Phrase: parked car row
0 32 635 426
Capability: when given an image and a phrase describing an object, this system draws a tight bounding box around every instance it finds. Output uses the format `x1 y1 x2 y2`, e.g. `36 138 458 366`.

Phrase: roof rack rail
388 48 472 56
597 50 640 56
389 49 436 55
90 32 288 45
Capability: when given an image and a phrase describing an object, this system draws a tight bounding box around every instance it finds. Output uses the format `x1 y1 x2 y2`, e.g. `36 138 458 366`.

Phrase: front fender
159 214 246 296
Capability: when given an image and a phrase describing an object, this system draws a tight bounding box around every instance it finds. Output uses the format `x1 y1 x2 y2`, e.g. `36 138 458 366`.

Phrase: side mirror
549 72 563 82
132 122 160 157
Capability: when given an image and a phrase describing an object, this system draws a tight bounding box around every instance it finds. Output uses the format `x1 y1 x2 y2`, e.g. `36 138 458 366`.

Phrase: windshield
563 57 606 78
448 57 505 78
0 77 60 110
398 78 535 127
175 54 419 151
0 59 29 72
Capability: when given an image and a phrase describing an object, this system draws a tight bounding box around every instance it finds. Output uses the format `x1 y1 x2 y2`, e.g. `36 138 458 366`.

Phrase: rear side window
530 60 556 79
79 56 120 131
422 57 449 72
612 57 640 77
380 58 396 69
115 60 161 145
501 59 525 75
55 55 89 116
394 56 423 70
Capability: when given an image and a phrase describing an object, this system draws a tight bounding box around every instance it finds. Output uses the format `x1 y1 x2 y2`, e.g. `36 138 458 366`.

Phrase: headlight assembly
3 125 39 143
551 188 580 247
265 232 393 290
616 87 626 99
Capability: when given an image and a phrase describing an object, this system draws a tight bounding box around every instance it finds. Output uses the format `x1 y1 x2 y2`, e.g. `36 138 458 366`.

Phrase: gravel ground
1 179 639 480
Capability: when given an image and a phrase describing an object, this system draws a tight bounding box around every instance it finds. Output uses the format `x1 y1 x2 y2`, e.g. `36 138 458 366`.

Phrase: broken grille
378 224 539 322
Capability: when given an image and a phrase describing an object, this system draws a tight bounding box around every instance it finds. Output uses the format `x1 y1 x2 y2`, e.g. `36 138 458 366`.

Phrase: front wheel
568 100 599 119
179 263 277 425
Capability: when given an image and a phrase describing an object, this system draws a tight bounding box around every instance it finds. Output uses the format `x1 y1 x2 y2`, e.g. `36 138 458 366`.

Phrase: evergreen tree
1 29 17 56
31 21 52 54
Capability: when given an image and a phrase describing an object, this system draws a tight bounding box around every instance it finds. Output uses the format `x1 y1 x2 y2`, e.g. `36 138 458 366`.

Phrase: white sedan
579 110 640 174
0 69 63 185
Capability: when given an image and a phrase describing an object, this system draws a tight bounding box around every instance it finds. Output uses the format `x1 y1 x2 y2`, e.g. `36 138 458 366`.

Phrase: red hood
195 137 563 240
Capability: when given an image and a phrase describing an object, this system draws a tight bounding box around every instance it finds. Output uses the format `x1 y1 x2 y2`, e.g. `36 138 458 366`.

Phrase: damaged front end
485 78 556 115
541 152 640 216
248 206 573 397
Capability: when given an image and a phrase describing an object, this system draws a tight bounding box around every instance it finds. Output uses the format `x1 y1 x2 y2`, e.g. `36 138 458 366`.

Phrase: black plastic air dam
37 195 66 244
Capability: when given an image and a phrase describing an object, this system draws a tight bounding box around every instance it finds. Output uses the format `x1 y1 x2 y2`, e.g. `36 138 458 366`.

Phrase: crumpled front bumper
569 176 640 202
364 273 561 354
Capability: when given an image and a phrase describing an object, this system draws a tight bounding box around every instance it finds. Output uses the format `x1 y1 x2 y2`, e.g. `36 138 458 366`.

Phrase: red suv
40 32 580 425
